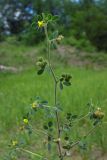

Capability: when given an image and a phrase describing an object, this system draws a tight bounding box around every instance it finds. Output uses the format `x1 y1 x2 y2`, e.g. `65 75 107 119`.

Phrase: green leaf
50 30 58 40
63 81 71 86
93 119 100 126
47 14 53 21
53 30 59 38
51 41 57 49
64 136 69 141
43 13 52 22
48 121 53 127
43 125 48 130
66 113 72 120
59 81 63 90
52 15 59 22
41 100 48 105
72 115 78 119
63 144 71 150
49 128 53 132
37 69 44 75
90 113 94 120
78 141 87 150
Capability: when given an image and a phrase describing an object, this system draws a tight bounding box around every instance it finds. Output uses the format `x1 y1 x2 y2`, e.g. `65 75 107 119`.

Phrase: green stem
31 127 49 136
84 123 99 138
44 24 63 159
44 24 57 83
55 81 62 158
71 113 90 125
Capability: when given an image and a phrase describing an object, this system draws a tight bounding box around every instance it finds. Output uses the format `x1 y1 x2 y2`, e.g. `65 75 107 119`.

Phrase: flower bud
12 140 18 146
23 118 29 124
32 101 38 109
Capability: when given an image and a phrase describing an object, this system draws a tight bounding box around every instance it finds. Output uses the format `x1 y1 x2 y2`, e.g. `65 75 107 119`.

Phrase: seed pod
56 35 64 42
93 110 105 119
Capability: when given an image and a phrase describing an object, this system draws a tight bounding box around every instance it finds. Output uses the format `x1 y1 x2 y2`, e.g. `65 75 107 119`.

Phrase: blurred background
0 0 107 51
0 0 107 160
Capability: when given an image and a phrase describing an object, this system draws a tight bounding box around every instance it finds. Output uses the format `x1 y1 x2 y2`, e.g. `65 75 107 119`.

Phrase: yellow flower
12 140 18 146
23 118 29 124
32 101 38 109
38 21 44 28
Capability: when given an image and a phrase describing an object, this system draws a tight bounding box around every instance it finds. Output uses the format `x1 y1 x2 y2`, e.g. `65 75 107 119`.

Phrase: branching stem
69 123 100 149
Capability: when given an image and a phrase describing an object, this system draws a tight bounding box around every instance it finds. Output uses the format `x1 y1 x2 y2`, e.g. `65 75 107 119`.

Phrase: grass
0 39 107 159
0 66 107 159
0 39 36 68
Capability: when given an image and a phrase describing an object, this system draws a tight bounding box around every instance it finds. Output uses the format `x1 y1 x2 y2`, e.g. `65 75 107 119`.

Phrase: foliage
0 0 107 51
5 13 105 160
71 3 107 51
18 24 45 45
64 36 96 52
85 7 107 51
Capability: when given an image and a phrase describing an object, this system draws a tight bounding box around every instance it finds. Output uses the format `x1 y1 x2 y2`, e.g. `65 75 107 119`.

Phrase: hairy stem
44 24 63 159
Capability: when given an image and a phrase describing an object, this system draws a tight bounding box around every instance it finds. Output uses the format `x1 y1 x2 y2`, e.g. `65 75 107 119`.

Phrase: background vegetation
0 0 107 51
0 0 107 159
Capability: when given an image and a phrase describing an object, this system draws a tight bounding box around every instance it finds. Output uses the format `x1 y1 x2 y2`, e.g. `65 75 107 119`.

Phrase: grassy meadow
0 40 107 159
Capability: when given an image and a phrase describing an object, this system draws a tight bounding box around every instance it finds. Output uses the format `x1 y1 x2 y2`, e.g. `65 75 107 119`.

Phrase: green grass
0 40 36 68
0 66 107 159
0 40 107 159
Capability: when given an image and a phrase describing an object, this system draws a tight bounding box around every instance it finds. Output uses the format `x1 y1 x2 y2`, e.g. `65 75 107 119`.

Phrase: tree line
0 0 107 51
